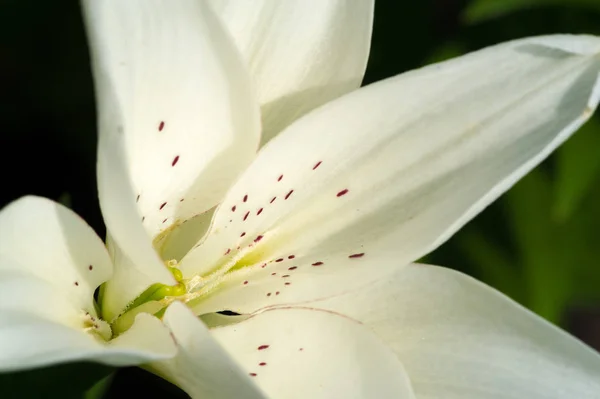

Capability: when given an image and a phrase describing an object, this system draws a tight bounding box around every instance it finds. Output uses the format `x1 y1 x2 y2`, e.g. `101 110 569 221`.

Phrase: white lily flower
2 0 600 397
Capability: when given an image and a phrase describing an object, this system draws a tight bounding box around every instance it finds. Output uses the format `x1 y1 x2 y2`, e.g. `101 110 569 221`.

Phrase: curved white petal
182 35 600 294
0 196 112 311
210 0 374 144
153 303 414 398
0 272 176 372
310 265 600 398
100 234 159 322
83 0 261 311
210 307 415 399
146 302 267 399
189 252 397 316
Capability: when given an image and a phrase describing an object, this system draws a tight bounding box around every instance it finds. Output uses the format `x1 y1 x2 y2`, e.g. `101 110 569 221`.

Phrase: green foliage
0 363 113 399
464 0 600 24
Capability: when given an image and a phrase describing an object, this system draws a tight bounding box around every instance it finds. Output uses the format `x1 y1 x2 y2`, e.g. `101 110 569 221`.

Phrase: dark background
1 0 600 397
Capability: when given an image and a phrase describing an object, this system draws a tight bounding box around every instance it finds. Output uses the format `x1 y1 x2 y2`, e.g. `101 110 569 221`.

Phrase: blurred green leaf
0 363 113 399
553 118 600 222
84 374 114 399
505 169 572 324
456 229 523 302
425 42 466 64
463 0 600 24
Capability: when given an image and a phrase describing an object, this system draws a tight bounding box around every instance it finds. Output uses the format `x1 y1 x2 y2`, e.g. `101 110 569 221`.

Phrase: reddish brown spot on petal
261 263 267 268
88 265 93 271
159 202 167 210
285 190 294 200
243 211 250 221
313 161 322 170
312 262 324 266
162 218 168 223
259 362 267 366
267 292 272 297
271 272 277 276
243 194 248 203
158 121 165 131
231 205 236 212
74 281 79 286
275 291 280 295
270 196 276 204
224 248 231 255
337 189 349 197
258 345 270 350
299 348 304 351
136 194 140 203
240 232 246 237
243 281 248 285
179 198 184 202
277 174 283 182
171 155 180 167
255 235 264 243
275 258 284 263
285 282 291 286
257 208 263 215
288 266 297 270
282 275 290 278
349 253 365 259
288 255 295 259
249 373 257 377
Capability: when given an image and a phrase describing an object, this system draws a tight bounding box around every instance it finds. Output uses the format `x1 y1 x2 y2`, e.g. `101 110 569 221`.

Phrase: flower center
81 310 112 341
109 239 273 335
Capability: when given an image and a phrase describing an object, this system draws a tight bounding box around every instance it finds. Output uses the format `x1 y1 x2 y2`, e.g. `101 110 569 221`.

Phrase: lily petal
0 197 176 370
188 252 397 316
211 307 415 398
182 35 600 301
83 0 260 312
0 196 111 311
210 0 374 145
151 303 414 398
0 270 176 372
310 265 600 398
146 302 267 399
